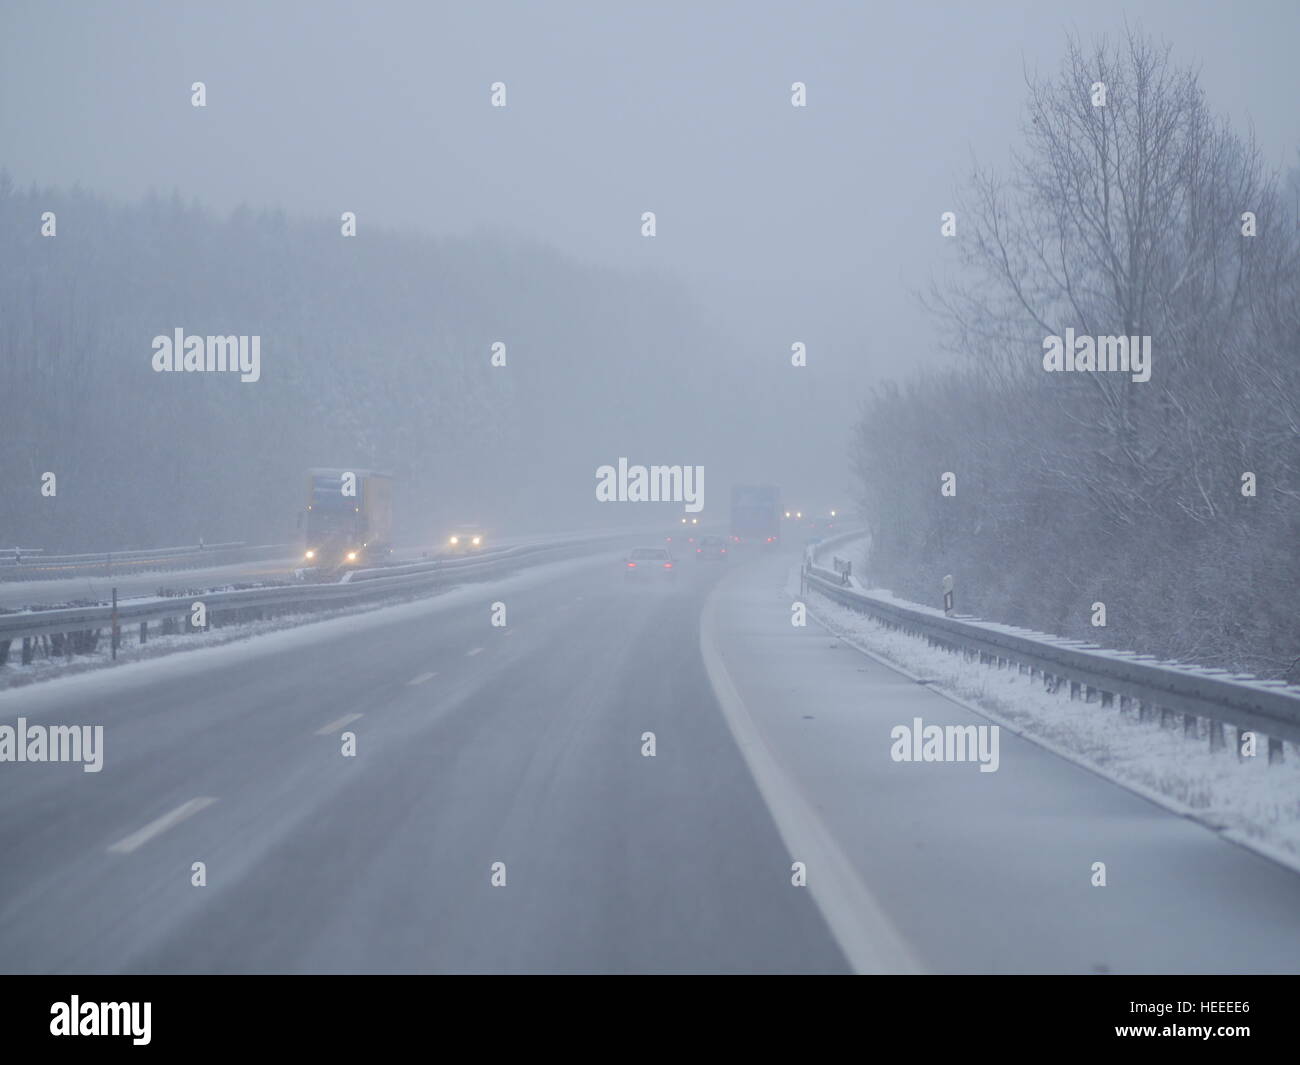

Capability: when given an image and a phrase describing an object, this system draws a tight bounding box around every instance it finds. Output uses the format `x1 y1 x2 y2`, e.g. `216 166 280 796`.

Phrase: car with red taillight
695 534 727 561
624 546 677 580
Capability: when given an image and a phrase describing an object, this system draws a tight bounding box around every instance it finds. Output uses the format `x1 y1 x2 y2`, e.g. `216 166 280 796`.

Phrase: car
695 534 727 560
624 546 677 580
665 523 700 549
445 525 486 553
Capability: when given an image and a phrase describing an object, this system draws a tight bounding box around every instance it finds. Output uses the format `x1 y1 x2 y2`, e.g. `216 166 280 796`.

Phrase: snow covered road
1 545 1296 973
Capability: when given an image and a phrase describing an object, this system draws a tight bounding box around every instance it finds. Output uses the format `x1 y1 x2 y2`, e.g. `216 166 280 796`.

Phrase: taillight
696 548 702 553
663 563 673 568
627 561 636 567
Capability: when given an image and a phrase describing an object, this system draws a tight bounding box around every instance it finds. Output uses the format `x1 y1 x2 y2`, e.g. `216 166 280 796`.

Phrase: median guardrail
0 542 295 580
0 532 631 665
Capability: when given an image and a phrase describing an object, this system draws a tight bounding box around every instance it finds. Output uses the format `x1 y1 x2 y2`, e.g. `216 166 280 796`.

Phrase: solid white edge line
698 582 925 975
107 796 218 854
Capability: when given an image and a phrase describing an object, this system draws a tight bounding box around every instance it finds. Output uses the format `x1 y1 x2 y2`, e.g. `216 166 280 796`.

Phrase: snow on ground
796 562 1300 871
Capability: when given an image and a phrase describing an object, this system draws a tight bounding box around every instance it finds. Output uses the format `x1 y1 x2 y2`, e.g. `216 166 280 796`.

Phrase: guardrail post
140 621 148 645
111 587 119 660
1183 713 1196 737
1069 680 1081 700
1138 700 1154 723
1209 719 1225 751
22 636 33 665
1100 691 1113 708
1268 737 1284 765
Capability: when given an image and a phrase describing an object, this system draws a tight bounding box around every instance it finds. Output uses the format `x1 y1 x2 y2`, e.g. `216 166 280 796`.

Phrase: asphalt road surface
1 546 1297 973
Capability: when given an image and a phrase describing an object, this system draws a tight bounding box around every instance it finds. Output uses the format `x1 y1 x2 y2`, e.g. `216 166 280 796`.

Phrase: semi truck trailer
730 483 781 546
300 468 393 567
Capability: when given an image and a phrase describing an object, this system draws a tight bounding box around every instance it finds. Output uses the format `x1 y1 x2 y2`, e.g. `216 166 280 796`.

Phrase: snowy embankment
796 538 1300 872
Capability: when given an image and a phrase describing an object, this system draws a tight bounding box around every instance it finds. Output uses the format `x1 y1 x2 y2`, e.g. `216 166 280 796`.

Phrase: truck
299 468 393 567
730 483 781 547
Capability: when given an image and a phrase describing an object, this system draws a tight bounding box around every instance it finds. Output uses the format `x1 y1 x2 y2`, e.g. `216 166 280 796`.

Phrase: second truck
730 483 782 547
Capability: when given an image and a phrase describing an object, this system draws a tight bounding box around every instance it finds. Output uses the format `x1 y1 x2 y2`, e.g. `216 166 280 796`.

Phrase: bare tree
859 28 1299 676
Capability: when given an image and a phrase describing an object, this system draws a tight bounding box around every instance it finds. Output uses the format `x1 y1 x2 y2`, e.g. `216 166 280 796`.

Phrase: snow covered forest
0 184 735 549
851 32 1300 679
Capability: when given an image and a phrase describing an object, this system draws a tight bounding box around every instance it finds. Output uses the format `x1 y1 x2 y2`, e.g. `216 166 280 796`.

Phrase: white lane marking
408 672 438 686
698 585 924 976
107 797 218 855
315 712 362 735
466 647 484 657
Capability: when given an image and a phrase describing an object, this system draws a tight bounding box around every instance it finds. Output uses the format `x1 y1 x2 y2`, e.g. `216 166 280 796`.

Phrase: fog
3 0 1296 549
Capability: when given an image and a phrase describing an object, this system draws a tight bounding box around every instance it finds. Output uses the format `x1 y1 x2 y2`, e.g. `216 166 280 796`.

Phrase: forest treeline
0 181 732 550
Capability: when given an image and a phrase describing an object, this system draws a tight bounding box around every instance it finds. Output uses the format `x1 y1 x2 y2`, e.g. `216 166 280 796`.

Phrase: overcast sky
3 0 1297 501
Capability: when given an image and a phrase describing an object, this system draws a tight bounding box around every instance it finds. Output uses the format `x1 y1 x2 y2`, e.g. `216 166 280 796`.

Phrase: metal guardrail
801 538 1300 757
0 533 628 651
0 542 293 580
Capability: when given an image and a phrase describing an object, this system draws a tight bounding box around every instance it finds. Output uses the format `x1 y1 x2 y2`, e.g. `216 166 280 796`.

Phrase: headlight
304 549 316 560
472 536 481 546
449 536 459 545
346 551 358 561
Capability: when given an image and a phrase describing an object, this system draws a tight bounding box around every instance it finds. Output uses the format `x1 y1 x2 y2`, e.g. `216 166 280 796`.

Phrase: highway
1 546 1298 973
